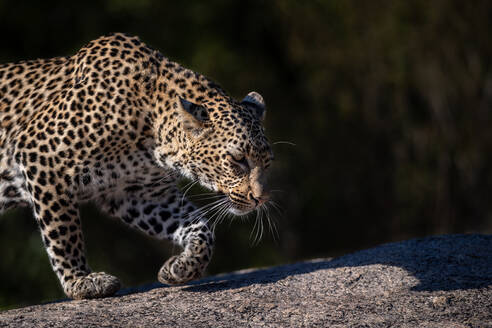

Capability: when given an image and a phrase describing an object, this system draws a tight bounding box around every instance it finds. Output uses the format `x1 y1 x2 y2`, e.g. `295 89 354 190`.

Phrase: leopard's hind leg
0 138 31 216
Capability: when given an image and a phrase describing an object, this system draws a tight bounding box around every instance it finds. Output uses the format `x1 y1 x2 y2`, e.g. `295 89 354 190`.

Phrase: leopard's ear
241 91 266 120
175 97 204 138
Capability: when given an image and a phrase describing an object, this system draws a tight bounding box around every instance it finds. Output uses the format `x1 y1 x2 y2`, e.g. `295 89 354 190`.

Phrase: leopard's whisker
258 207 265 244
209 202 231 233
272 141 296 146
268 200 284 215
214 203 232 230
188 201 216 218
190 194 225 201
195 202 228 223
250 211 259 242
264 202 279 243
250 207 261 242
180 179 199 205
254 209 262 245
250 206 263 246
200 199 230 226
189 191 220 197
189 197 228 222
149 173 177 187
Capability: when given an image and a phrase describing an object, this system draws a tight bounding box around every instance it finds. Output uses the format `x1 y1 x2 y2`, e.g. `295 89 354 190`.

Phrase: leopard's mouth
214 192 253 216
228 205 253 216
226 192 269 216
214 184 269 216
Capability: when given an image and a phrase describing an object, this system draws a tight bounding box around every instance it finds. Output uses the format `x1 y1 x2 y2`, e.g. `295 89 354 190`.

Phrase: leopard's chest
73 156 177 203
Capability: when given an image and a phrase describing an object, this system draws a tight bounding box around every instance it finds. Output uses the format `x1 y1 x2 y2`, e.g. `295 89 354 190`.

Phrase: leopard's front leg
157 219 213 284
27 180 121 299
101 186 214 285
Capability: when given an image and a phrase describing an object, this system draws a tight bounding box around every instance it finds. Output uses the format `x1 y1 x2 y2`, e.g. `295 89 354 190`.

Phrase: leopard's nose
248 191 269 206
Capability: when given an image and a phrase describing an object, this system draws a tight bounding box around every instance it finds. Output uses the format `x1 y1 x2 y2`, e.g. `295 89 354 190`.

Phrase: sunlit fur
0 32 277 299
152 73 274 217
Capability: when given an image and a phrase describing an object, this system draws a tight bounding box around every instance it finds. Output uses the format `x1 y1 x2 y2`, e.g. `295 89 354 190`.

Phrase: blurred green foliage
1 0 491 309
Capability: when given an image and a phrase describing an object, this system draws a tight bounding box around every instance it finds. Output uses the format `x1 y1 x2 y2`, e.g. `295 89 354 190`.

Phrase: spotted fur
0 33 273 299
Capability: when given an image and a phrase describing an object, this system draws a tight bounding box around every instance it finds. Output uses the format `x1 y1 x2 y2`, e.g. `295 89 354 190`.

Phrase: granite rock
1 234 491 327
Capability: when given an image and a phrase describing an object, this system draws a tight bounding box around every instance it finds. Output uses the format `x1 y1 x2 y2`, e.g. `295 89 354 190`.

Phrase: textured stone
0 234 490 327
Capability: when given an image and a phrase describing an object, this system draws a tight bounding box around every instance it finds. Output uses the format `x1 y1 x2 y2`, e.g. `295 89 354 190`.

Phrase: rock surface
1 234 491 327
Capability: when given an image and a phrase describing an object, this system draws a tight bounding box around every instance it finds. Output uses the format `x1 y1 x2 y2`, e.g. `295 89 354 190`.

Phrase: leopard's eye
228 153 250 172
235 156 249 170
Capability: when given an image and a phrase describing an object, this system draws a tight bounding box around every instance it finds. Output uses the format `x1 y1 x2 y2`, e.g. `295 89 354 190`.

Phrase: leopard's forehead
203 97 266 142
201 98 269 151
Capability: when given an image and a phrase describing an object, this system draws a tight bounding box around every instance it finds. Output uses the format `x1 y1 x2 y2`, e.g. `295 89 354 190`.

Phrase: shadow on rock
180 234 491 293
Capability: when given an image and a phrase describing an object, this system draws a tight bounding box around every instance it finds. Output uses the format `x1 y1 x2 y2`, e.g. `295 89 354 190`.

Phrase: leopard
0 33 273 300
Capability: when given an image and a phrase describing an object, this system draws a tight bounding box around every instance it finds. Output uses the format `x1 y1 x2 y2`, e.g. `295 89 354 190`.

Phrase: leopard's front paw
158 254 203 285
65 272 121 300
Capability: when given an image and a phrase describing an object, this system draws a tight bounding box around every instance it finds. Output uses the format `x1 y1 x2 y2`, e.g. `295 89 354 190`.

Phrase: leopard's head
154 91 274 215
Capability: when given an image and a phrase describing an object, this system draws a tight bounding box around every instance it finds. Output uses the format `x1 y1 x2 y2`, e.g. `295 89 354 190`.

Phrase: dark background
1 0 491 309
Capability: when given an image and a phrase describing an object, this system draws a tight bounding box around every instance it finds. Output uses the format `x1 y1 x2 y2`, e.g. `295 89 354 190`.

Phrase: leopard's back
0 57 73 135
